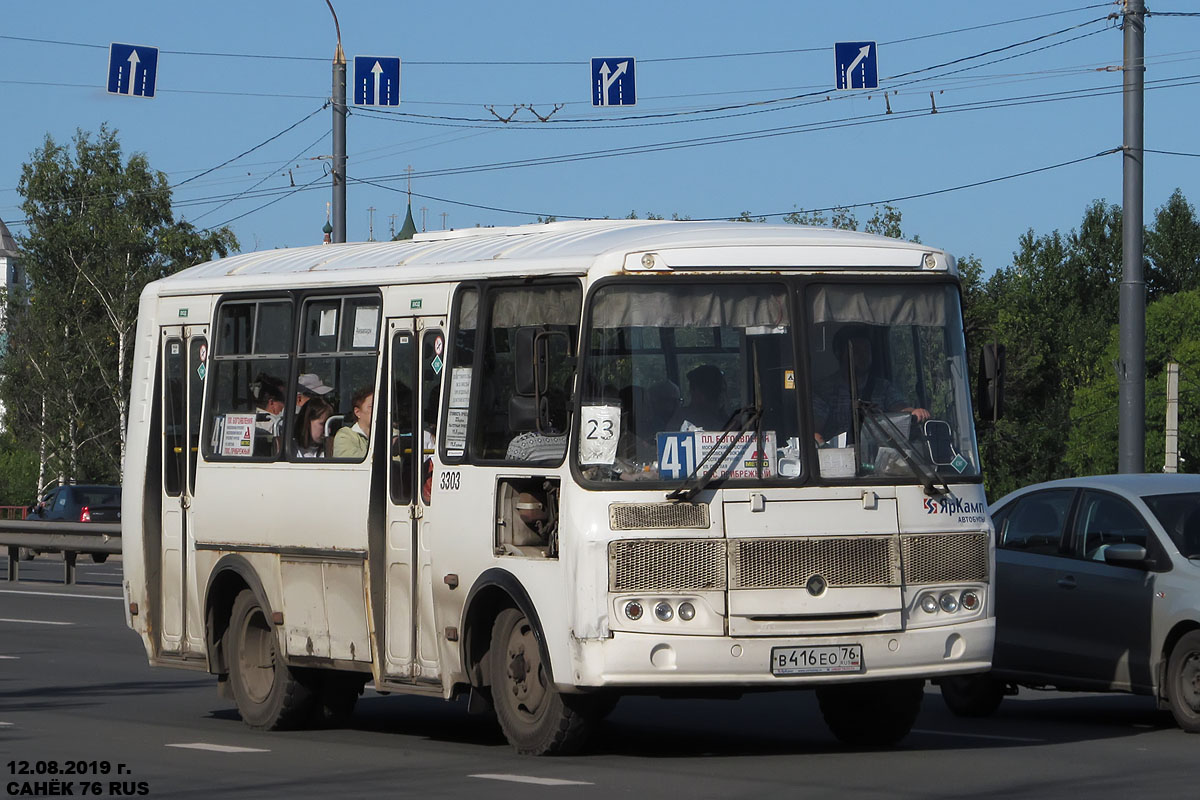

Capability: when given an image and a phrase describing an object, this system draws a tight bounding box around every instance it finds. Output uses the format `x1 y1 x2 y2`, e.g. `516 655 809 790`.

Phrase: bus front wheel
227 590 315 730
816 679 924 747
488 607 596 755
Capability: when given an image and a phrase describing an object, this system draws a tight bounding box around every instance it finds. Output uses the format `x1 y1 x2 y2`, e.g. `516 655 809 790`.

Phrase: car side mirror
1103 542 1148 566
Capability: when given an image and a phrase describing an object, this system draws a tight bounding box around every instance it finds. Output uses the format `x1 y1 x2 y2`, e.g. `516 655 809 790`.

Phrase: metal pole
1118 0 1145 473
1165 363 1179 473
327 1 347 244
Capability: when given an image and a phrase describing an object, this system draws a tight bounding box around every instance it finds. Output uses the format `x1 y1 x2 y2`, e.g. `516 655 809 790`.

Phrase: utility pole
367 206 376 241
440 211 449 230
420 206 428 233
1164 363 1179 473
1118 0 1146 473
388 213 398 239
327 0 347 243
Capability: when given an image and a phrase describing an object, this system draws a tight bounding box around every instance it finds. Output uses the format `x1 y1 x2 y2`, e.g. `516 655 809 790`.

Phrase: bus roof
153 220 949 294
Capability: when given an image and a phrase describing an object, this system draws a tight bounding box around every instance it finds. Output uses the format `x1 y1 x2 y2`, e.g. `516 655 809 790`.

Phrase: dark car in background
939 474 1200 732
24 484 122 563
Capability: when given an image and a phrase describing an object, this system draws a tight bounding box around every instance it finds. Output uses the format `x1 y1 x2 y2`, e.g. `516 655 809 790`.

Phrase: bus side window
205 299 292 460
474 283 581 463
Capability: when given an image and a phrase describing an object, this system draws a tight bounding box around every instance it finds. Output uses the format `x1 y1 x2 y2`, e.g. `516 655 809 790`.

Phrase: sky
1 1 1198 273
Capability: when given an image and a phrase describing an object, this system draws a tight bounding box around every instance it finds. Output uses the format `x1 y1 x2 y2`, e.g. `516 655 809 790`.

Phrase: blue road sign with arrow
835 41 878 90
354 56 401 106
591 57 636 107
107 42 158 98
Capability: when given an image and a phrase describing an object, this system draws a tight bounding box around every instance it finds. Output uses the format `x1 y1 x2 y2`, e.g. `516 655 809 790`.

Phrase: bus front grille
901 533 990 584
609 502 711 531
729 536 900 589
608 539 726 592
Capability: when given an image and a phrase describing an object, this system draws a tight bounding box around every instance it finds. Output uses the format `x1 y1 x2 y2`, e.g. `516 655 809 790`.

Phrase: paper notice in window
319 308 337 337
448 367 472 408
445 408 469 453
578 405 621 465
352 306 379 348
221 414 256 457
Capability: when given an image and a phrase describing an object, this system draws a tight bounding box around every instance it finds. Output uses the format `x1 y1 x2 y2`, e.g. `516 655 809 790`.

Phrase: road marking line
0 618 73 626
911 728 1044 743
0 722 13 727
471 774 594 786
0 589 121 601
166 743 270 753
0 655 19 659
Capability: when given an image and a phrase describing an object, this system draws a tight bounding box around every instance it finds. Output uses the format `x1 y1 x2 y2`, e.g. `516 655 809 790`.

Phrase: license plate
771 644 864 676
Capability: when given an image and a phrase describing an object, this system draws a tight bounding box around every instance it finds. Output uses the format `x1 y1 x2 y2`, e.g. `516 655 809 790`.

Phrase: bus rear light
677 602 696 621
654 602 674 622
939 592 959 613
920 594 939 614
80 506 91 522
624 601 643 621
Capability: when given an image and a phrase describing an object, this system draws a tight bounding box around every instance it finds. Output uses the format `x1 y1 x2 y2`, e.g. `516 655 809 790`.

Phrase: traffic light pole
1118 0 1145 473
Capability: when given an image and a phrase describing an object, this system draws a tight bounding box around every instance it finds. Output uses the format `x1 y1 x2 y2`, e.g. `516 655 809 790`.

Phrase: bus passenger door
381 319 444 682
159 325 208 657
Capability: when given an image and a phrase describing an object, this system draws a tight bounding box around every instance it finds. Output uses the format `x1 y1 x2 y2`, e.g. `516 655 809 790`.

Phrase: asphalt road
1 555 1196 799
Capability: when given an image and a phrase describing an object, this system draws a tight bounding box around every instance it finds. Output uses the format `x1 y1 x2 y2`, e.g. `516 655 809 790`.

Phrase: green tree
1 126 237 489
1065 290 1200 474
1146 188 1200 300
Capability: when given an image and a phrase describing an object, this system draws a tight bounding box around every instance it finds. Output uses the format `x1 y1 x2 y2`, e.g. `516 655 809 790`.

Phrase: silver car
939 474 1200 732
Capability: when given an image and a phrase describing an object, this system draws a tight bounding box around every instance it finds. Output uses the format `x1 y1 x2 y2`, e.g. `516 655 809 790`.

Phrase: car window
78 488 121 507
998 489 1074 555
1072 491 1151 561
1143 492 1200 559
53 491 69 513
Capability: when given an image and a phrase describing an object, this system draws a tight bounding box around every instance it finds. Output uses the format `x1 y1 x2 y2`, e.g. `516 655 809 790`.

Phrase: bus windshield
576 279 979 486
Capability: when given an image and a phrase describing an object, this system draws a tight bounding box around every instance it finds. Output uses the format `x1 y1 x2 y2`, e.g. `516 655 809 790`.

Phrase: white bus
123 220 994 754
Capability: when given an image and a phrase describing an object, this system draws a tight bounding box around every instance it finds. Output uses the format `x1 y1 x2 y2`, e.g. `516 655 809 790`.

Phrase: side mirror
924 419 956 465
977 342 1005 422
513 327 572 435
1103 542 1148 566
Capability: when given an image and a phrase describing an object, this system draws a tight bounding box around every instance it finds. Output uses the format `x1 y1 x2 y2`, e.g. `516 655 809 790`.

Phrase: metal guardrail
0 520 122 584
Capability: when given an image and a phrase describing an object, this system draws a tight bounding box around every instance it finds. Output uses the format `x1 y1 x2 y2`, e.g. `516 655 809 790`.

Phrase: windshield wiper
667 404 761 503
857 401 950 496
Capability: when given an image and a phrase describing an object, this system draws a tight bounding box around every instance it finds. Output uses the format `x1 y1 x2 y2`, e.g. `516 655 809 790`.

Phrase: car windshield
807 283 980 481
578 281 798 485
1142 492 1200 558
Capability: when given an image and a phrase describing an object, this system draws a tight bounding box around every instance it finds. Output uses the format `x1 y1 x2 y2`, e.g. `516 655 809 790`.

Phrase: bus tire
313 672 366 728
489 607 595 755
227 590 314 730
816 679 924 747
939 674 1006 718
1166 630 1200 733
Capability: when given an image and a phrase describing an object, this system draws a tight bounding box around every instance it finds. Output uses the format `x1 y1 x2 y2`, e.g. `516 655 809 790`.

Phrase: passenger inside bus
295 372 334 412
671 364 728 430
332 387 373 459
252 375 286 456
294 396 333 459
812 326 930 445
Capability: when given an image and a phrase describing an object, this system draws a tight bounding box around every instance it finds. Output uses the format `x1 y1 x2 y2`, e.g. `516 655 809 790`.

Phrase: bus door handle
1056 575 1076 590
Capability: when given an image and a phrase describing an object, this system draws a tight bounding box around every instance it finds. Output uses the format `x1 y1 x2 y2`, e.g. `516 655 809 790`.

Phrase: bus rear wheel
489 607 596 755
227 590 314 730
816 679 924 747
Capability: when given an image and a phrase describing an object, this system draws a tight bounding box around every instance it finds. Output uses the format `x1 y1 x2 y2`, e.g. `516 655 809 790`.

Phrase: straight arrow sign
107 42 159 98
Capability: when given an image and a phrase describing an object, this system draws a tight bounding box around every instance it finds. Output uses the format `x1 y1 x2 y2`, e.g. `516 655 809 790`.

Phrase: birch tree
1 126 236 486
